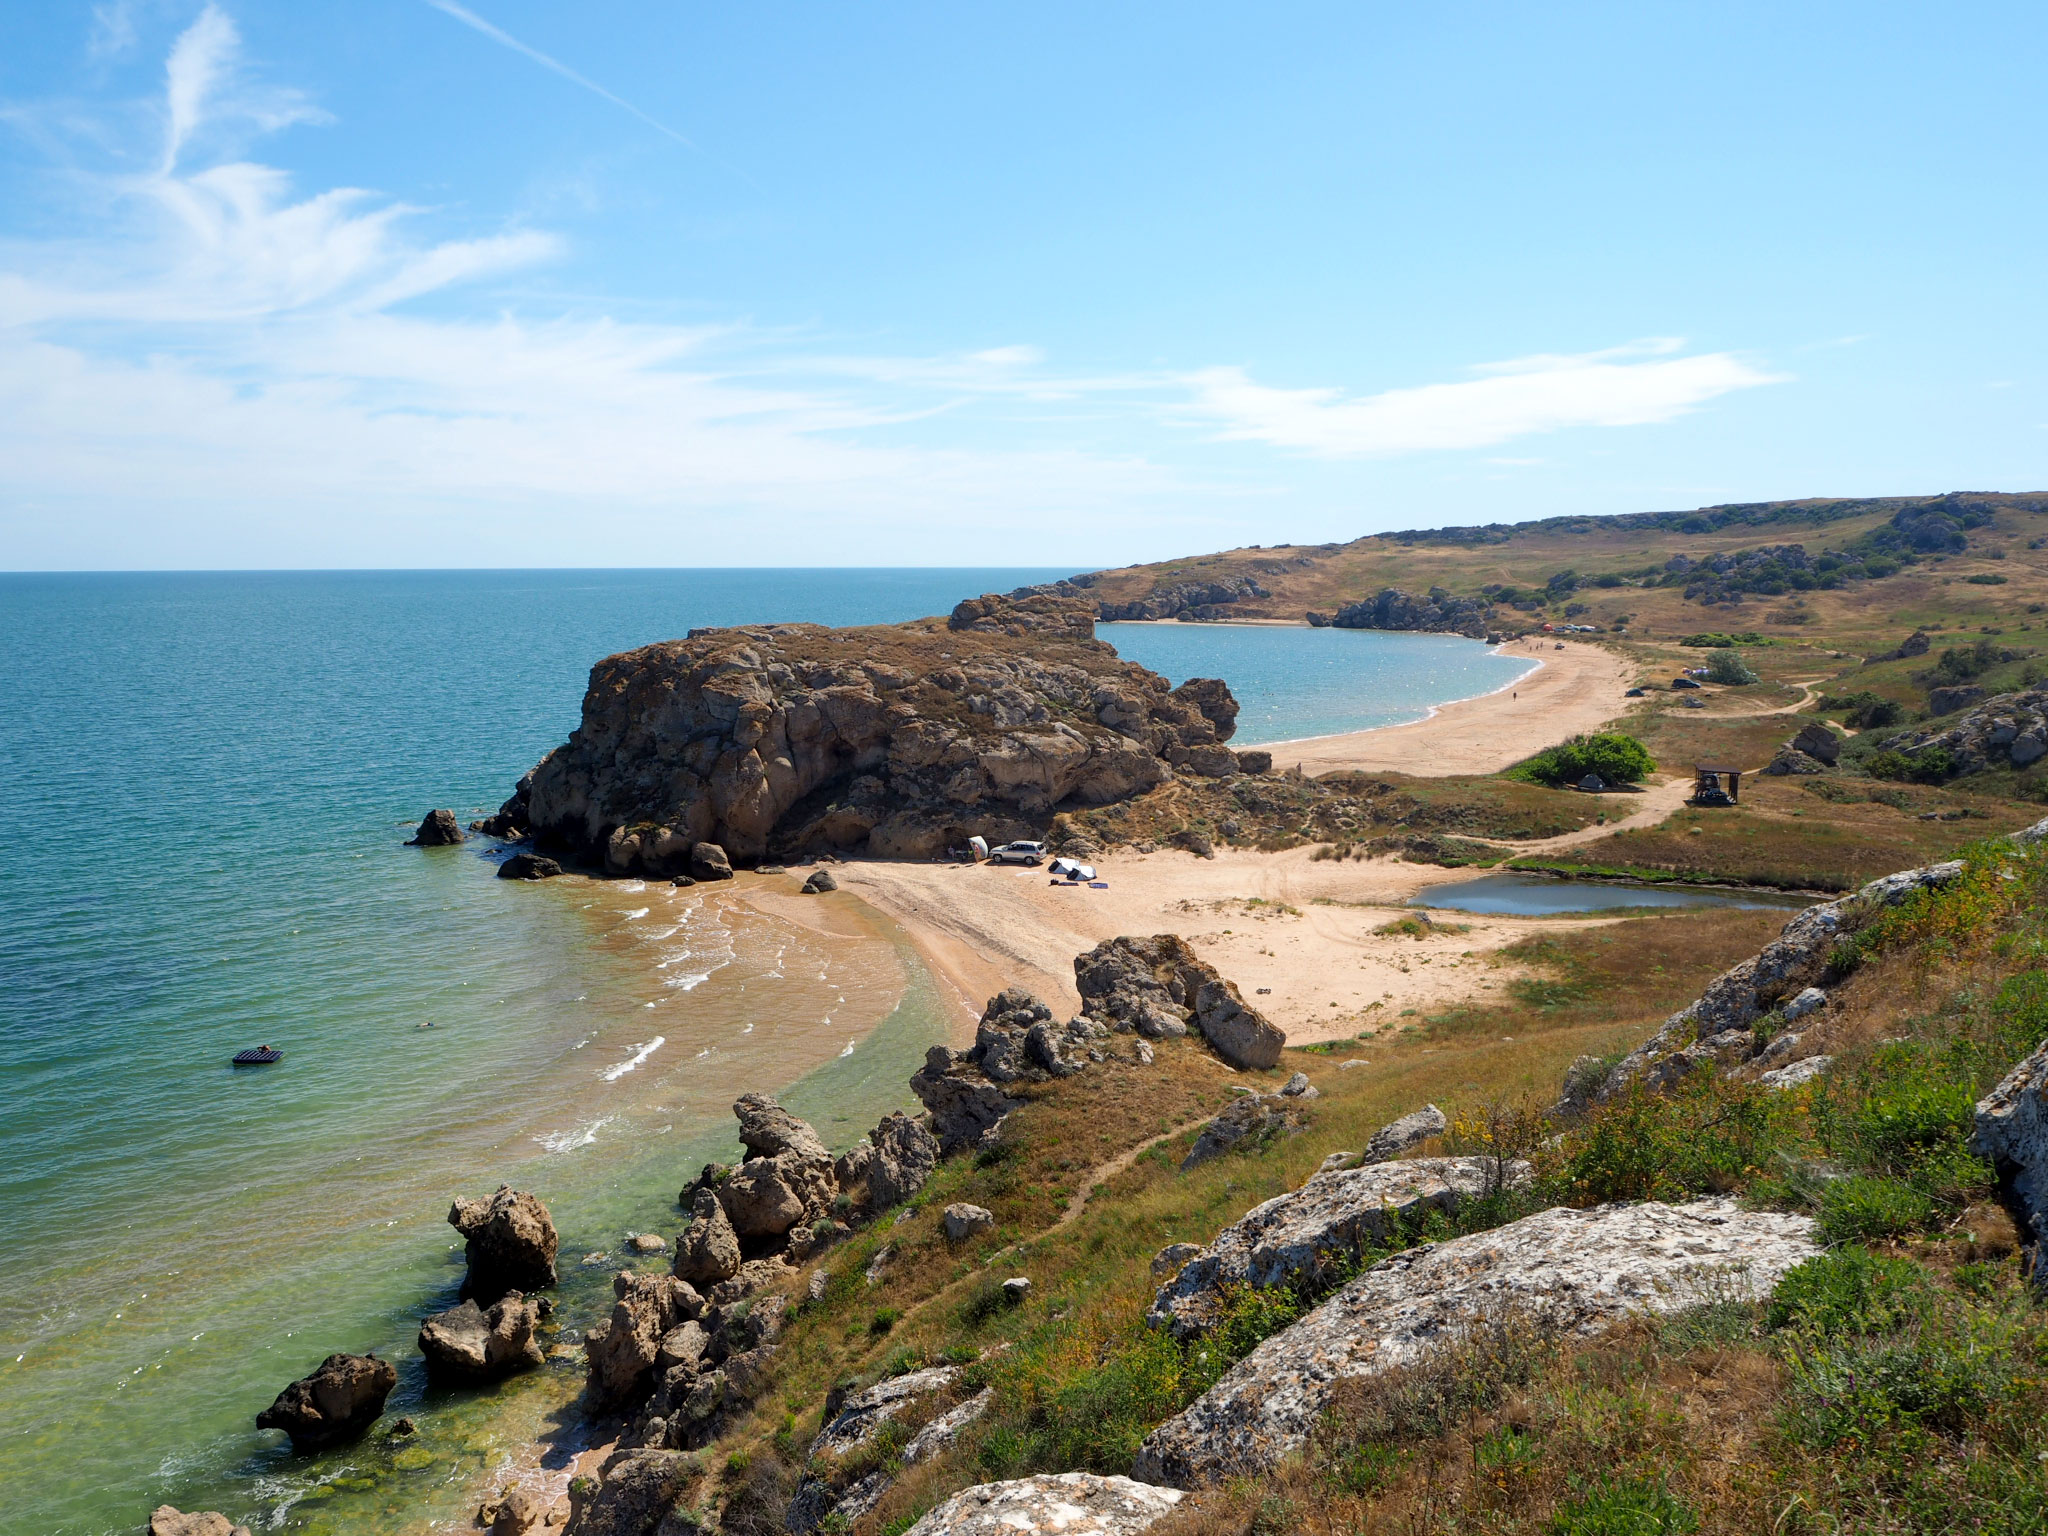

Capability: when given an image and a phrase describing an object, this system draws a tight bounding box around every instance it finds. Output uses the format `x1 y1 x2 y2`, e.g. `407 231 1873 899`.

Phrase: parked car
987 840 1047 866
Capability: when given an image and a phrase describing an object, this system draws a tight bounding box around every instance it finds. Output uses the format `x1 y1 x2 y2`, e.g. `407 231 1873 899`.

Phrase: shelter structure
1690 763 1743 806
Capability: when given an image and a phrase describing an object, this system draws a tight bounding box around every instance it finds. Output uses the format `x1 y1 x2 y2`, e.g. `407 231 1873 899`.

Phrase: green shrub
1991 970 2048 1054
1767 1248 1932 1337
1780 1310 2027 1446
1815 1174 1934 1242
1965 573 2009 585
869 1307 901 1336
1548 1474 1700 1534
1546 1077 1797 1205
1703 649 1758 685
1508 732 1656 788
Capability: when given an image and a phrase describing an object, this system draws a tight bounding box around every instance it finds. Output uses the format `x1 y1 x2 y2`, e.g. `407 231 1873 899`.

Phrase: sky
0 2 2044 570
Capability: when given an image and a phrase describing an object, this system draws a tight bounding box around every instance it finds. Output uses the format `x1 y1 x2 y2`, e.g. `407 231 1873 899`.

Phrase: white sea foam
602 1037 665 1081
536 1115 616 1152
618 881 647 892
621 907 650 920
839 1039 857 1057
665 972 710 992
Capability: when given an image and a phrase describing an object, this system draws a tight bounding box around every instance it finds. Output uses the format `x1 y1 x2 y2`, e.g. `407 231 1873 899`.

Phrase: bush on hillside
1703 649 1758 685
1818 689 1905 729
1507 732 1655 788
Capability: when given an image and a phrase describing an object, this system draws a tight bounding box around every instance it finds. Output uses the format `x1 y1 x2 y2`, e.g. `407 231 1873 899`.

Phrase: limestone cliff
512 593 1243 873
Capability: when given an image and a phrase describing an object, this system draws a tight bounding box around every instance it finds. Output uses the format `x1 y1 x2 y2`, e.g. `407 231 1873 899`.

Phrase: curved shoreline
1249 642 1545 749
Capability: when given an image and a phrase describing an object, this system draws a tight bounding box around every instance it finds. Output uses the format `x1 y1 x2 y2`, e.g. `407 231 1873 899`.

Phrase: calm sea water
0 575 1528 1535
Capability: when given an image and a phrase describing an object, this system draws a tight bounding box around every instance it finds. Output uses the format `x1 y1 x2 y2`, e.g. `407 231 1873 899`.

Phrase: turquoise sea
0 574 1531 1534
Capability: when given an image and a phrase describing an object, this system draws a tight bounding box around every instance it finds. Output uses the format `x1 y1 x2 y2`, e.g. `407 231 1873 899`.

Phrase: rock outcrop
1147 1156 1528 1337
863 1110 940 1211
509 595 1241 871
1973 1039 2048 1284
1180 1072 1318 1170
417 1292 545 1383
1307 587 1491 639
568 1447 698 1536
1362 1103 1448 1163
943 1203 996 1240
1134 1199 1818 1486
801 868 838 893
1097 576 1267 623
672 1190 743 1286
497 851 564 880
584 1270 706 1411
1874 686 2048 774
1790 721 1842 765
408 809 465 846
149 1510 252 1536
899 1474 1183 1536
450 1186 560 1303
1073 935 1285 1068
1585 860 1966 1103
786 1366 993 1533
702 1093 839 1241
255 1353 398 1452
911 988 1134 1153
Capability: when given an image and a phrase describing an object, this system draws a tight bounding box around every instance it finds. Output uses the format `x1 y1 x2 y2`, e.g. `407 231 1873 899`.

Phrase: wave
601 1037 665 1081
620 907 650 920
535 1115 615 1153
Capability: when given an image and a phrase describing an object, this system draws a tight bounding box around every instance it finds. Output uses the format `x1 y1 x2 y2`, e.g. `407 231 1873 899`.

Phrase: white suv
987 840 1047 866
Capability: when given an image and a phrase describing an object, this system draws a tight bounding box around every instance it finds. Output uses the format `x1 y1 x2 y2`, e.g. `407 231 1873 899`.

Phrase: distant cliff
508 593 1248 873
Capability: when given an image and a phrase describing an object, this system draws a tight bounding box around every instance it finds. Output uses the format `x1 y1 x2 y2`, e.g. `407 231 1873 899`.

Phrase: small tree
1508 731 1656 787
1704 649 1758 685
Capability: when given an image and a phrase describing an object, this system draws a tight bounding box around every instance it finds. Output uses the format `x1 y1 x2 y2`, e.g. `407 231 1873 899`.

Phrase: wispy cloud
424 0 697 150
1185 340 1785 458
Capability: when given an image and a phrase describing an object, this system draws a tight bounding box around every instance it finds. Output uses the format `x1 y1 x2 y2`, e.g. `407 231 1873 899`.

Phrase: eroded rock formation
417 1292 545 1384
507 593 1240 872
911 988 1134 1153
1074 935 1285 1068
450 1186 559 1303
899 1474 1183 1536
1307 587 1491 638
1974 1039 2048 1284
255 1352 398 1452
1134 1199 1818 1487
786 1366 993 1533
1180 1072 1318 1170
408 809 465 846
149 1510 252 1536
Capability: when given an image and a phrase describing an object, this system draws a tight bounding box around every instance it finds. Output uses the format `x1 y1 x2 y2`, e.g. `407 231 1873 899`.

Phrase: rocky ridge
1306 586 1493 638
1875 685 2048 773
503 592 1245 873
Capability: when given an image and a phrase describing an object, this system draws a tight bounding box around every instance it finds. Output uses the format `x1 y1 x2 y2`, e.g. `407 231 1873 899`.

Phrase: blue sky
1 2 2043 569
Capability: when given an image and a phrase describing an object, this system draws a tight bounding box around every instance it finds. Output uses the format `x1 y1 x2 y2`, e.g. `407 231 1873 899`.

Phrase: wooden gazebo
1691 762 1743 807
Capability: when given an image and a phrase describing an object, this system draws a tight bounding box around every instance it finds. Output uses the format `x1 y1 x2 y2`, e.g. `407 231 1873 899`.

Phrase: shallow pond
1411 872 1815 917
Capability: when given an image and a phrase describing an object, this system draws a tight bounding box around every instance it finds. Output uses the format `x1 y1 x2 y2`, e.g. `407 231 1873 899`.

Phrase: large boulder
1789 721 1842 765
508 604 1236 868
910 1045 1025 1155
584 1270 703 1411
1362 1103 1447 1163
408 809 465 846
498 852 563 880
900 1475 1183 1536
689 842 734 881
568 1448 697 1536
867 1110 940 1210
1074 936 1285 1067
1973 1039 2048 1283
417 1292 545 1384
1591 860 1966 1101
671 1190 742 1285
255 1353 397 1452
1148 1156 1525 1337
149 1510 252 1536
450 1187 560 1303
1134 1199 1818 1487
711 1095 838 1240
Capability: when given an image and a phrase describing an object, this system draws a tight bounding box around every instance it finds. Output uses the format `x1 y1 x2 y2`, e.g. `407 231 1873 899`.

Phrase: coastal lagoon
1413 872 1815 916
0 575 1524 1533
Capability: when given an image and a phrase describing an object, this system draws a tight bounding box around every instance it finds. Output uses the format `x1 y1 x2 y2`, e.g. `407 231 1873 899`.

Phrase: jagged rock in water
1590 859 1972 1102
1135 1199 1818 1486
1180 1072 1318 1170
801 868 838 893
712 1093 838 1239
408 808 465 846
255 1353 397 1452
899 1474 1183 1536
786 1366 993 1533
497 851 563 880
866 1110 940 1210
1073 935 1284 1067
570 1448 698 1536
150 1509 252 1536
509 594 1239 870
1362 1103 1448 1163
486 1486 551 1536
1973 1038 2048 1284
1147 1156 1527 1337
672 1189 742 1285
417 1292 545 1383
1789 721 1842 765
473 772 534 838
449 1186 559 1303
584 1271 704 1411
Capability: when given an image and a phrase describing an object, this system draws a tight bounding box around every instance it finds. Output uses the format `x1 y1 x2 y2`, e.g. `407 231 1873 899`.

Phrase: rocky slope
498 593 1250 873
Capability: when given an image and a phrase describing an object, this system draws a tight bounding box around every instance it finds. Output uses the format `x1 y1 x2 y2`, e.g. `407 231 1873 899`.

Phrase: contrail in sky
424 0 697 149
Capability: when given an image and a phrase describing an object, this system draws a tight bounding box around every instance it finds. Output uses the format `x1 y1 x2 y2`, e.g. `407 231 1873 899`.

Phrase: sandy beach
1269 638 1634 777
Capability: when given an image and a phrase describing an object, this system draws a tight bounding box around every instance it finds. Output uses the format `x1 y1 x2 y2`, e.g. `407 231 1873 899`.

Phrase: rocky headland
491 592 1254 875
